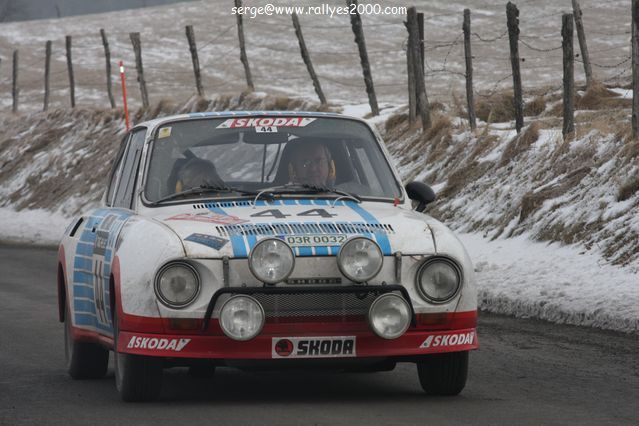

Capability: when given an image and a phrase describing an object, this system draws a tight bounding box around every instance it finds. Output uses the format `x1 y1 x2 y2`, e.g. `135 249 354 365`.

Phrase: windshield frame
139 115 405 208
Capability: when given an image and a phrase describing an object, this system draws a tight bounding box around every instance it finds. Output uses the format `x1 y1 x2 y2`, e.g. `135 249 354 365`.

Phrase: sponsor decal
274 339 294 357
167 212 248 225
277 234 347 247
272 336 356 358
158 127 172 139
127 336 191 352
93 230 109 256
185 233 229 250
216 117 316 129
420 331 476 349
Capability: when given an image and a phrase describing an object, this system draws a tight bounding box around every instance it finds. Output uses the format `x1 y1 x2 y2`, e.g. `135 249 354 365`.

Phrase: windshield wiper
150 184 256 205
253 183 361 205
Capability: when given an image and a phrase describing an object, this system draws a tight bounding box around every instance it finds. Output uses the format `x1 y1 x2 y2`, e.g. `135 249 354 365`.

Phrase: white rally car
57 111 478 401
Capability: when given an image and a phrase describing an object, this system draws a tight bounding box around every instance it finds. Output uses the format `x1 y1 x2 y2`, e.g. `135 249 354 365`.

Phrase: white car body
58 111 478 401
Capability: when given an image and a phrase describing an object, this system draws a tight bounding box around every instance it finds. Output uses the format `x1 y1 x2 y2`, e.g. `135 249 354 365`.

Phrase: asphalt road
1 244 637 425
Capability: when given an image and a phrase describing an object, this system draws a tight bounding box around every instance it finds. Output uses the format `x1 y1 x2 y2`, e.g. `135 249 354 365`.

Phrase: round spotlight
337 237 383 283
155 262 200 308
416 257 462 304
368 293 411 339
249 238 295 284
219 295 265 341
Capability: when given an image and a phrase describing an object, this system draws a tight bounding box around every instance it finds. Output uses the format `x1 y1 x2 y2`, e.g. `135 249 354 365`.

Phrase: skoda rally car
57 111 478 401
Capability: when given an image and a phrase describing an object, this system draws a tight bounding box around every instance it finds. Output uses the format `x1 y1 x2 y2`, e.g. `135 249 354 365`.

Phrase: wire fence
0 0 635 114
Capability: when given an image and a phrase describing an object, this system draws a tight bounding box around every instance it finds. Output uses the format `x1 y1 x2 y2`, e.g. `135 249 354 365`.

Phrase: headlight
337 237 383 283
219 295 265 341
155 262 200 308
368 294 411 339
249 238 295 284
416 257 462 303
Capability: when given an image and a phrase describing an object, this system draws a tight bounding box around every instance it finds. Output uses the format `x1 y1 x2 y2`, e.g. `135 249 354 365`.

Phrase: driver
175 158 224 193
288 142 335 187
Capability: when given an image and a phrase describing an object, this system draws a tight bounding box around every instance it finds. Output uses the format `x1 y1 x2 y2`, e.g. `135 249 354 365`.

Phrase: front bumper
118 284 478 360
117 314 478 359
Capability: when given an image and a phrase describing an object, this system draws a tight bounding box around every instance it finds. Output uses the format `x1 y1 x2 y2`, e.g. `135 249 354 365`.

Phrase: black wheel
416 351 469 396
113 310 163 402
64 307 109 379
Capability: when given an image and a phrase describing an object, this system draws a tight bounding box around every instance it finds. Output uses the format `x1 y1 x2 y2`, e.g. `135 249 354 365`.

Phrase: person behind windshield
175 158 224 193
288 142 335 187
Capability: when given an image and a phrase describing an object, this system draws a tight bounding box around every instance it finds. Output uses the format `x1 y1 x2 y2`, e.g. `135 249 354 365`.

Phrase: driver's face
292 144 330 186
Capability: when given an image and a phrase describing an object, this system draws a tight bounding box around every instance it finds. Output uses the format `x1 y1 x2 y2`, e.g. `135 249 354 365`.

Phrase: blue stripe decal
73 257 93 271
206 204 248 258
74 313 113 333
73 273 93 286
73 285 95 299
345 202 392 255
74 299 96 313
76 242 93 256
298 246 313 256
298 199 312 205
246 235 258 253
315 246 329 256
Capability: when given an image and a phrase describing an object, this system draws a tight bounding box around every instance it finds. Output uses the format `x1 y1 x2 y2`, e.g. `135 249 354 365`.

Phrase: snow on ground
0 207 71 246
461 233 639 333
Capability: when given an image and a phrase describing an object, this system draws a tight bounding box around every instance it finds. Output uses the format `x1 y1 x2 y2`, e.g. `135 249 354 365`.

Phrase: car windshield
144 116 402 203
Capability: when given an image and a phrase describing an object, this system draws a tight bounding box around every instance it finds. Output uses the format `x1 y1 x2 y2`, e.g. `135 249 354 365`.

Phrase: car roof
134 111 365 132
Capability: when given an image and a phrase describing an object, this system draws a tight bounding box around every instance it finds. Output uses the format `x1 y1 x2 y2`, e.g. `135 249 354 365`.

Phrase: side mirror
405 181 436 212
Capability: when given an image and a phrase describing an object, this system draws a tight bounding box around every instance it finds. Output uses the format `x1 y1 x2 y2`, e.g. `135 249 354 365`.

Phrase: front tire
64 307 109 379
416 351 468 396
113 310 163 402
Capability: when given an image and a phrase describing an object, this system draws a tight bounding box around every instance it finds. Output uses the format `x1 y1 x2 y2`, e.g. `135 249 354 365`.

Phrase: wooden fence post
407 7 431 130
406 30 416 125
66 35 75 108
234 0 254 91
44 40 51 112
417 12 425 74
100 29 116 108
12 50 18 113
463 9 476 130
571 0 593 88
506 2 523 133
562 13 575 139
632 0 639 139
129 32 149 108
347 0 379 116
185 25 204 97
291 13 327 106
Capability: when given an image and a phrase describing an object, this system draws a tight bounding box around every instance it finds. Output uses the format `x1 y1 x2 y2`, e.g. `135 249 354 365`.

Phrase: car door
71 129 146 335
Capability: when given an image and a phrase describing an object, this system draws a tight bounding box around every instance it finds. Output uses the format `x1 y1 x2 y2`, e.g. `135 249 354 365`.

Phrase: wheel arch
57 245 68 323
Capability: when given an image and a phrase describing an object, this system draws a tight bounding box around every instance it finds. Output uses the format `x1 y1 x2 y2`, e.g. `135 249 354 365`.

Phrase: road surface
1 244 637 425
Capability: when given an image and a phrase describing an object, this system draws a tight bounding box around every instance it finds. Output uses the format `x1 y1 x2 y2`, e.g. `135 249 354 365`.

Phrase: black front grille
202 285 414 330
253 291 380 318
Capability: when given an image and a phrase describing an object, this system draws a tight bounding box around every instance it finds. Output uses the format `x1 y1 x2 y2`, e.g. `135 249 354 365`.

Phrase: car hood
151 200 441 258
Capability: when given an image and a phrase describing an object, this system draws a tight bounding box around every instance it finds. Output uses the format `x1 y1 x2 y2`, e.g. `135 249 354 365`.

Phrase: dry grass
576 82 631 110
500 121 540 166
520 166 592 222
475 93 515 123
524 96 546 116
439 161 492 199
618 177 639 201
468 130 500 161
